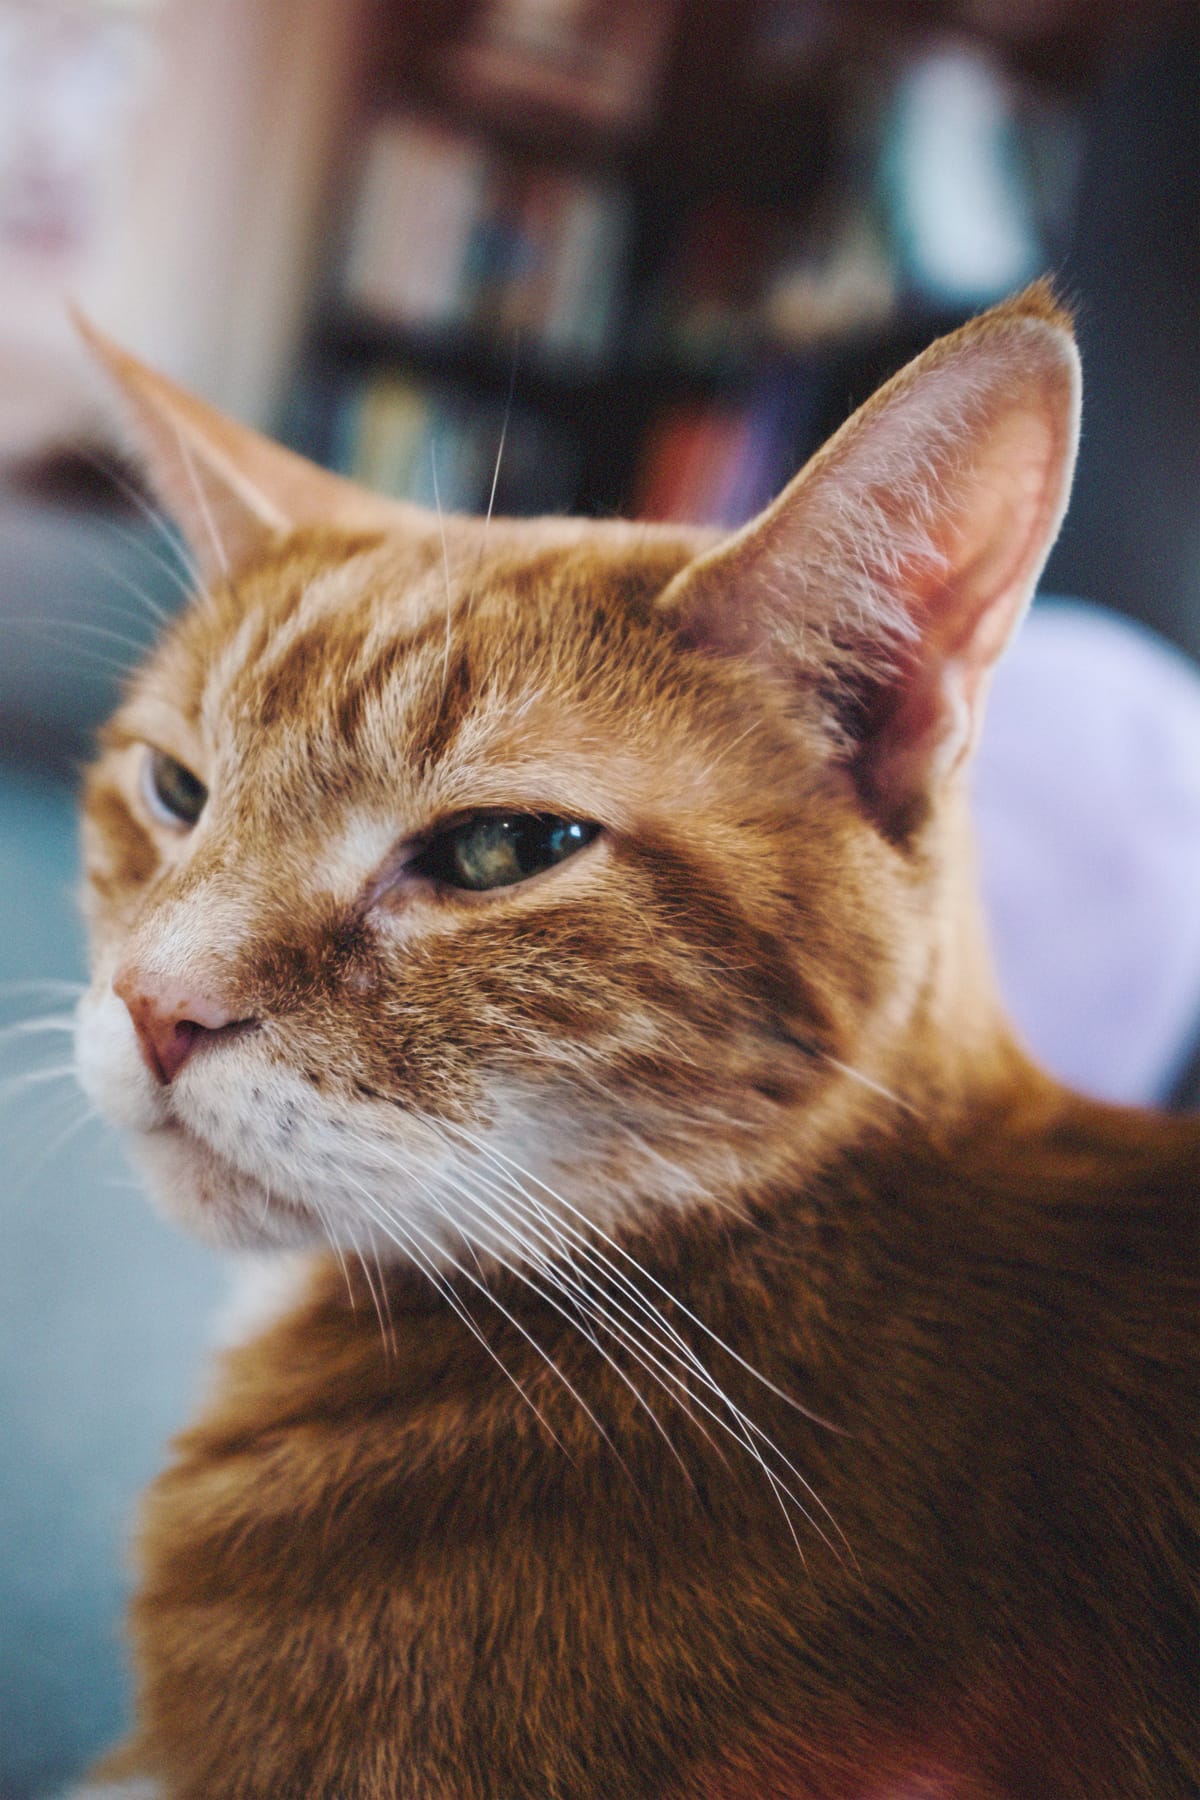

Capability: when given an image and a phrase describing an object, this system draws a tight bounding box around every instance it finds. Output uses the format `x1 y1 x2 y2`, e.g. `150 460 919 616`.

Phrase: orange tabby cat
69 286 1196 1800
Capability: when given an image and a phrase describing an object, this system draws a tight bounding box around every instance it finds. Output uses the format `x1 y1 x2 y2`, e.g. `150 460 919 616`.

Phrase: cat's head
73 289 1079 1261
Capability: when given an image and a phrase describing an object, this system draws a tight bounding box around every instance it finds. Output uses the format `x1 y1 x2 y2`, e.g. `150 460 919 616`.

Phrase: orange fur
73 288 1197 1798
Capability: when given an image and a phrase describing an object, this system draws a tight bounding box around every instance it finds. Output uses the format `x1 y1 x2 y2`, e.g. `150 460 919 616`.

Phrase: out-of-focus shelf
311 302 975 407
309 311 623 411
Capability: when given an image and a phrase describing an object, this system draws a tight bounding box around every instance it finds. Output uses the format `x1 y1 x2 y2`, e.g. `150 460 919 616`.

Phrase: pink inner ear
930 407 1069 665
857 403 1073 822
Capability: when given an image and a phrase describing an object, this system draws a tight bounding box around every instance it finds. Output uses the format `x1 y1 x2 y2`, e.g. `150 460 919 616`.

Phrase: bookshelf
285 0 1165 527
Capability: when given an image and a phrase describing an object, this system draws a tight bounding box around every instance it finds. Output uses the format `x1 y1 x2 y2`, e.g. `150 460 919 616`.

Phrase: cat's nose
113 967 248 1085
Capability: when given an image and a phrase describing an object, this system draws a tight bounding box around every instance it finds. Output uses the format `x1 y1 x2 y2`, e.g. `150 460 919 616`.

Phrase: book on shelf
342 115 629 370
343 118 486 332
333 369 581 518
635 368 820 529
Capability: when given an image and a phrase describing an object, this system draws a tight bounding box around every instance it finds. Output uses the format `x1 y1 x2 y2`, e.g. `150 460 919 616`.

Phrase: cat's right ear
656 283 1080 837
75 313 424 583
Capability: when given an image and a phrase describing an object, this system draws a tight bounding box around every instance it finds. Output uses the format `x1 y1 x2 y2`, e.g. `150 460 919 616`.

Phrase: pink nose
113 967 247 1085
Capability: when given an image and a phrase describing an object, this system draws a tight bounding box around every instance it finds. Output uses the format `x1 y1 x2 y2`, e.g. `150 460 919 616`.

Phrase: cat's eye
142 748 208 830
412 814 601 892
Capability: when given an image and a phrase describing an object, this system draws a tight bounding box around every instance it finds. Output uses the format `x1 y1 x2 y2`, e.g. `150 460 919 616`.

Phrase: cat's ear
75 312 423 582
657 282 1080 833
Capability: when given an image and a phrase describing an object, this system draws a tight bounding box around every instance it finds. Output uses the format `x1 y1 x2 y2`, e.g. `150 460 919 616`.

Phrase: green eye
142 748 208 829
416 814 601 892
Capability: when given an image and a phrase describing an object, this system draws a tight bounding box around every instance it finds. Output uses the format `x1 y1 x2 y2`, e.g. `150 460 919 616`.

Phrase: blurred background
0 1 1196 1792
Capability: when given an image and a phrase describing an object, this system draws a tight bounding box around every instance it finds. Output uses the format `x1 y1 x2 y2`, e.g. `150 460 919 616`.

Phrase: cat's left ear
75 312 424 582
658 283 1081 833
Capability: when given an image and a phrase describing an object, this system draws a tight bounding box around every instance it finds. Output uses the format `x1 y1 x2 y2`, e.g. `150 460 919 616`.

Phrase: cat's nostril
112 968 252 1086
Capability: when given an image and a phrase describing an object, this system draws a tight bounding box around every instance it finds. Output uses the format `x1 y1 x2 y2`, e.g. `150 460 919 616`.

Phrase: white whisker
82 538 173 631
0 979 85 1001
342 1174 571 1458
4 1087 100 1202
0 1063 79 1101
345 1166 627 1473
0 1013 76 1045
30 1099 99 1169
454 1129 842 1433
333 1126 838 1557
427 1164 698 1486
72 443 202 594
430 446 453 693
96 524 191 613
484 338 519 532
351 1226 395 1357
310 1193 357 1313
442 1129 854 1563
33 619 152 661
432 1156 829 1558
0 620 141 680
369 1237 397 1357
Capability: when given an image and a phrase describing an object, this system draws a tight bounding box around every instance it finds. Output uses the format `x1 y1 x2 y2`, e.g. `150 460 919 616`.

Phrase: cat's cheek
74 984 168 1133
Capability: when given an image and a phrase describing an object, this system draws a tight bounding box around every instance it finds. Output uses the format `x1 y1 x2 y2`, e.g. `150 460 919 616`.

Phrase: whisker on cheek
309 1192 358 1315
450 1125 843 1436
349 1220 396 1360
423 1161 699 1486
0 621 141 682
82 537 175 635
0 1014 78 1048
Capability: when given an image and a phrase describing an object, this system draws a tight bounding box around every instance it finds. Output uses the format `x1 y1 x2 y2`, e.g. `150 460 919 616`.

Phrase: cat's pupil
440 815 599 891
146 749 207 828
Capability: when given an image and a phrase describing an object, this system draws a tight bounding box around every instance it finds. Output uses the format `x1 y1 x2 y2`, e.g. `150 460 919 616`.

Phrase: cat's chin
128 1122 325 1252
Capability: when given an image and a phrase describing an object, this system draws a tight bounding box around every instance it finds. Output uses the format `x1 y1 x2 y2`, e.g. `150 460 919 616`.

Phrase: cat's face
74 520 910 1256
73 290 1080 1261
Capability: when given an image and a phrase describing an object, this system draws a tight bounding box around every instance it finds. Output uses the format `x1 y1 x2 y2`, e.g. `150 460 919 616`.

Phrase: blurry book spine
334 370 579 517
348 376 429 496
540 178 629 363
342 118 486 329
635 367 818 528
341 115 627 368
632 406 690 521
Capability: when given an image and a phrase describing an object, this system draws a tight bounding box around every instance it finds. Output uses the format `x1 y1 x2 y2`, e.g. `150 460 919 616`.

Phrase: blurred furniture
976 602 1200 1107
287 0 1194 544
